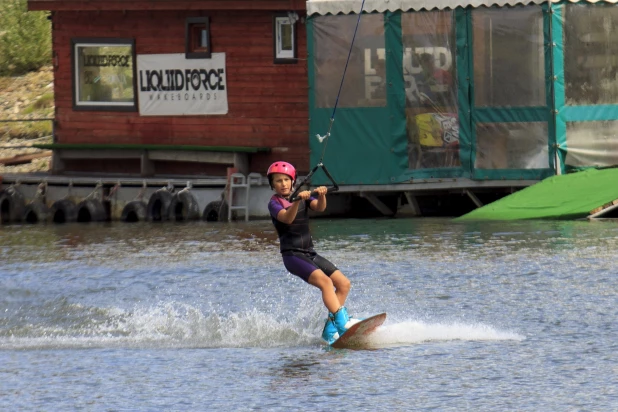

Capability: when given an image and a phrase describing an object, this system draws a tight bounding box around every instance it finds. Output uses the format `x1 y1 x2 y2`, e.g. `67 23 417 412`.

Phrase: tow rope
290 0 366 201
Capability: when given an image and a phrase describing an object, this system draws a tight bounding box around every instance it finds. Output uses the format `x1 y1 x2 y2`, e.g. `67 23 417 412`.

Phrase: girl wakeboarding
266 161 357 344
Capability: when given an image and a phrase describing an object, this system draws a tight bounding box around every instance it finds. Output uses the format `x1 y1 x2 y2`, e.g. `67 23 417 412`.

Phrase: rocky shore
0 65 54 174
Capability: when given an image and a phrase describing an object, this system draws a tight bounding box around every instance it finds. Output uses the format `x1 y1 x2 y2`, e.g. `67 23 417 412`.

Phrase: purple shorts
282 251 339 283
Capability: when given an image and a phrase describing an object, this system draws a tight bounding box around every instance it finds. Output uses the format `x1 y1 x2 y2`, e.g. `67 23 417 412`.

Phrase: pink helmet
267 161 296 185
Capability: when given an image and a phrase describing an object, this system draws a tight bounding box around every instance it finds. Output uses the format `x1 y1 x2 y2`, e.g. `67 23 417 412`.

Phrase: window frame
71 37 137 112
273 13 297 64
185 17 212 59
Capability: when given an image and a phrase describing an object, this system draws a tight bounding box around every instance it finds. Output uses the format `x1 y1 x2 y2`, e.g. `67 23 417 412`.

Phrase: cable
290 0 366 201
315 0 366 164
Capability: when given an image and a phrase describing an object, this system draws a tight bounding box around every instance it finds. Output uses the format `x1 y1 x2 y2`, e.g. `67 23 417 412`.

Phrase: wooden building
25 0 618 220
28 0 309 177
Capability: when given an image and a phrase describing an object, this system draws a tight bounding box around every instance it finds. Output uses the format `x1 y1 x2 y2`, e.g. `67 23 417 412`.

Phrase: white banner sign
137 53 228 116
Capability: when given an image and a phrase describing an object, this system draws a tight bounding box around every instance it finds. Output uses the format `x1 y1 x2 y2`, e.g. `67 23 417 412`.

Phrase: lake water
0 218 616 410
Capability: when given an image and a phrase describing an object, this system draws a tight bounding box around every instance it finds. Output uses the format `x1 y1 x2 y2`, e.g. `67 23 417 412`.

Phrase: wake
367 320 525 348
0 299 524 350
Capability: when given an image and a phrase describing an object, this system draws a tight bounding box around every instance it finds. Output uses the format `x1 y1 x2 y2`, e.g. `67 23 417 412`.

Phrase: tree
0 0 51 75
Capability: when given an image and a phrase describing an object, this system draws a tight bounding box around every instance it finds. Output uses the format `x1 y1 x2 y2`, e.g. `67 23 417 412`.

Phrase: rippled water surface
1 218 617 410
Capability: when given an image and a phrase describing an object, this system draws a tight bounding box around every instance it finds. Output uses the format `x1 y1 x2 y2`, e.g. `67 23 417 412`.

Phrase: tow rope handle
289 162 339 202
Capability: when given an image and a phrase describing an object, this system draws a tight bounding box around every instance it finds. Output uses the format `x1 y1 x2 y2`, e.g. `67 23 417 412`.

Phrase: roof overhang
28 0 307 12
307 0 618 15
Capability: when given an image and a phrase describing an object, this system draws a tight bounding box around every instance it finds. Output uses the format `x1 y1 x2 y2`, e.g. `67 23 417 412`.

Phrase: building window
313 14 384 107
564 4 618 105
71 38 136 111
273 13 297 64
186 17 211 59
472 6 545 107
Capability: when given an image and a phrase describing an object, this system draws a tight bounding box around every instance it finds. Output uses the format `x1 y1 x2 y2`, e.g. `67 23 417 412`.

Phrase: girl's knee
333 271 351 291
308 270 334 289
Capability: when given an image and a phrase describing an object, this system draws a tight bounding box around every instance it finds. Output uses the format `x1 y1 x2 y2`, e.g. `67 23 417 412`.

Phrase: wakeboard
331 313 386 349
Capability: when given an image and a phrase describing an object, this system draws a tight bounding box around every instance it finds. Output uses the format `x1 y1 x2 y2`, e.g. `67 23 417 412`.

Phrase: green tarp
455 167 618 221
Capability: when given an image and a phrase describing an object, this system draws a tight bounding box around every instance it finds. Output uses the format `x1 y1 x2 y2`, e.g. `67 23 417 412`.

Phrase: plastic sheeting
309 13 407 185
565 121 618 167
556 2 618 171
472 7 545 107
309 7 553 185
564 4 618 106
308 2 618 186
313 14 385 108
470 6 551 175
402 11 459 170
310 10 463 185
475 122 549 169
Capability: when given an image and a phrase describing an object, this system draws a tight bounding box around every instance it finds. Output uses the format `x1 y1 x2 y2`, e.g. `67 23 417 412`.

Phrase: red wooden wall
49 8 309 174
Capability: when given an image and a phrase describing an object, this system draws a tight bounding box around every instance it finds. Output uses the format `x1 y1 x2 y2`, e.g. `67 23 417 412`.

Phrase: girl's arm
310 186 327 212
277 191 312 224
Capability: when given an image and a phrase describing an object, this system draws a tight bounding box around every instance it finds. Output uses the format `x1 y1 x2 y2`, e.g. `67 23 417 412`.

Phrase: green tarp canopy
455 168 618 221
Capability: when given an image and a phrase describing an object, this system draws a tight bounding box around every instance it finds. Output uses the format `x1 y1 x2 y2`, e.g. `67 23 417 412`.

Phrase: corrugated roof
307 0 618 15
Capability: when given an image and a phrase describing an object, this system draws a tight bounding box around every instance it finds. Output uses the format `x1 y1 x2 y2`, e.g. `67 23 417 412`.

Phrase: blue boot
333 306 350 336
321 313 339 345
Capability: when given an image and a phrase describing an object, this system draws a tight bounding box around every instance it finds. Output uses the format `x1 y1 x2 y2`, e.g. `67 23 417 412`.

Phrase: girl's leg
329 270 351 306
307 269 340 313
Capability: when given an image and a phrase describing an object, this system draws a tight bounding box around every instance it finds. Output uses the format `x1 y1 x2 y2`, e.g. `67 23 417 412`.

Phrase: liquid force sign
137 53 228 116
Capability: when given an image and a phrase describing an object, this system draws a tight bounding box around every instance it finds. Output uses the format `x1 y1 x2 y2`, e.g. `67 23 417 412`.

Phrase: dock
0 171 538 222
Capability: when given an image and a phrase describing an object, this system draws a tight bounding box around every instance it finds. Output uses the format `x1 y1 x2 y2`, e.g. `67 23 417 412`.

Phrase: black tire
169 189 200 221
147 189 173 221
0 188 26 223
76 199 107 222
51 199 77 223
121 200 147 222
202 200 222 222
218 200 229 222
24 200 51 224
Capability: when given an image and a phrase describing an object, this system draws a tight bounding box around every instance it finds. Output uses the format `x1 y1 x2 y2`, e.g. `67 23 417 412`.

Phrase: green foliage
22 92 54 114
32 91 54 109
5 119 53 139
0 0 51 75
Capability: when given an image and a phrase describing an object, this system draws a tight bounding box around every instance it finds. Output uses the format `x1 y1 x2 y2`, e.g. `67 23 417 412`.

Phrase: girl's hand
296 190 312 201
314 186 328 197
